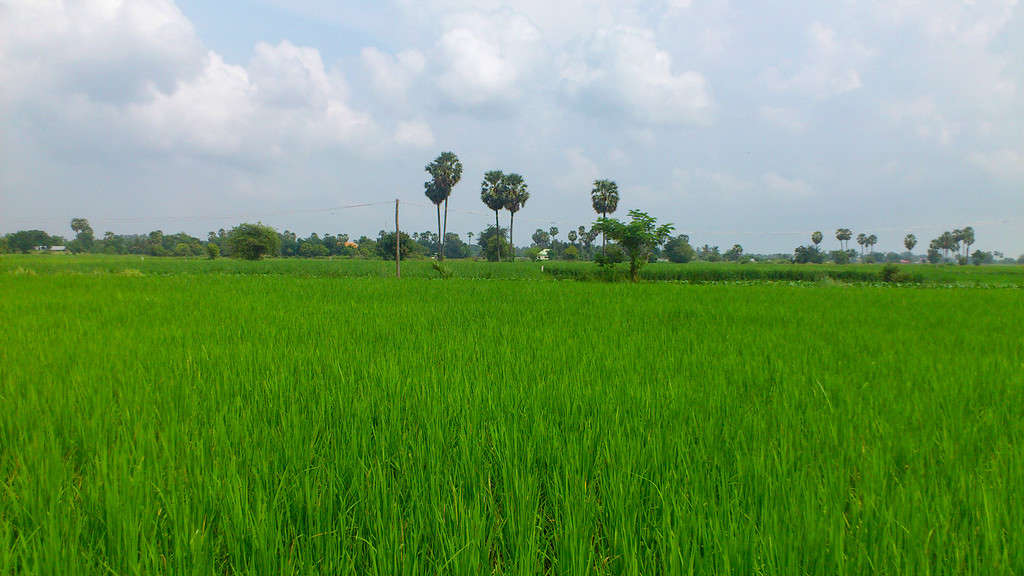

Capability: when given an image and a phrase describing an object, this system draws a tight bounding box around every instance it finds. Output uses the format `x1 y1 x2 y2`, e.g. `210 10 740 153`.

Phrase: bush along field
1 269 1022 575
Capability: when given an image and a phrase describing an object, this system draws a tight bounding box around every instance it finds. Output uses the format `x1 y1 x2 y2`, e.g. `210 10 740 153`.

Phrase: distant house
49 246 67 252
537 248 551 261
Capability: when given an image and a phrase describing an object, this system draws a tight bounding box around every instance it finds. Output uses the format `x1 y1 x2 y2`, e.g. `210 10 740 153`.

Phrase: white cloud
763 21 869 97
561 26 713 125
361 47 425 106
761 172 813 198
557 148 601 192
394 121 435 147
435 10 544 108
970 149 1024 180
886 96 961 145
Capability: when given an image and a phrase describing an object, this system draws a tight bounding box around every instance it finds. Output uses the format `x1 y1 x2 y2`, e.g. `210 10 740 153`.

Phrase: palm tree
480 170 507 261
567 229 578 250
591 179 620 251
424 151 463 260
904 234 917 252
812 231 823 247
503 173 529 257
835 228 852 251
867 234 877 255
856 233 867 257
960 226 974 260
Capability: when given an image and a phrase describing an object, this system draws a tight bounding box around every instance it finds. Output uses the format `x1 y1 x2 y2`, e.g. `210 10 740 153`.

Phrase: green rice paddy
1 256 1022 574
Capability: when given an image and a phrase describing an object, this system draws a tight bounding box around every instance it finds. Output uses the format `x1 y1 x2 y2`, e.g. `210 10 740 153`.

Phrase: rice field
1 258 1022 574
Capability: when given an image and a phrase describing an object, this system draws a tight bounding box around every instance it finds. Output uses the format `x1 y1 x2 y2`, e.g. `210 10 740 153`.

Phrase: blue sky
2 0 1022 254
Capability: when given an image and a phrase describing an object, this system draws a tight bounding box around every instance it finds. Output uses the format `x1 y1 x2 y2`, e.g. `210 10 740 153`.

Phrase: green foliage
206 243 220 260
431 260 453 278
299 242 329 258
794 245 825 264
904 234 917 252
563 245 578 260
971 249 993 265
590 179 619 217
811 231 823 246
228 223 281 260
530 228 550 248
664 234 696 263
375 231 415 261
7 230 52 253
830 250 852 264
595 210 674 282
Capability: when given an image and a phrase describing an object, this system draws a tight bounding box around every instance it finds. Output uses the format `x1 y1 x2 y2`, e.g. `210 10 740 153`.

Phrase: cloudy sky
2 0 1022 253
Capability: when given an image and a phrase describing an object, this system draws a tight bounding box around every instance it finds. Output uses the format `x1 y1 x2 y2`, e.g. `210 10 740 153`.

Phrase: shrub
228 223 281 260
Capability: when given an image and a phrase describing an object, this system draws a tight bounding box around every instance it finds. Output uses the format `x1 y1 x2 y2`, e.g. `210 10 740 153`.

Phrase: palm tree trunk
441 198 448 260
436 204 442 260
509 212 515 260
601 211 607 252
494 210 501 262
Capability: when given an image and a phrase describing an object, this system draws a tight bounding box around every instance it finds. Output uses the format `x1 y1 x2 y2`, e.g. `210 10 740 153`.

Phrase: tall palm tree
904 234 917 252
960 226 974 260
503 173 529 257
867 234 877 255
480 170 507 261
835 228 852 251
424 151 463 260
811 231 823 247
856 233 867 257
591 179 620 250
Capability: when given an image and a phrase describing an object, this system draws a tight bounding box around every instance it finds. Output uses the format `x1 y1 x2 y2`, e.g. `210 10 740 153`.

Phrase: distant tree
904 234 917 252
960 226 975 261
830 250 851 265
424 151 463 260
836 228 852 251
936 231 958 260
228 223 281 260
70 218 94 252
867 234 878 255
596 210 674 282
480 170 508 261
698 245 722 262
567 229 578 249
531 228 551 248
376 231 414 260
563 245 578 260
927 247 942 264
811 231 823 247
664 234 696 263
794 245 825 264
549 226 559 243
206 243 220 259
299 242 329 258
477 225 512 262
724 244 744 262
971 249 991 265
0 236 7 254
591 179 620 251
856 233 867 257
8 230 52 253
443 232 470 259
502 173 529 254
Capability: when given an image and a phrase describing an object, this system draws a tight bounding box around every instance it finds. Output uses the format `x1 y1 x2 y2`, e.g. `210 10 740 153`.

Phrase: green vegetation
1 261 1022 574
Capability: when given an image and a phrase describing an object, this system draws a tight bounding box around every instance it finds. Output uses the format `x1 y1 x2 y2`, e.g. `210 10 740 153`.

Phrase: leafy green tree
904 234 917 252
424 151 463 260
664 234 696 263
70 218 94 252
563 245 578 260
811 231 823 247
8 230 51 253
299 242 329 258
531 228 551 248
927 247 942 264
477 225 511 261
206 243 220 259
971 249 991 265
443 232 470 259
228 223 281 260
502 173 528 254
698 244 722 262
595 210 674 282
480 171 507 261
591 179 620 250
376 231 415 260
830 250 851 264
794 245 825 263
0 236 7 254
724 244 744 262
835 228 852 251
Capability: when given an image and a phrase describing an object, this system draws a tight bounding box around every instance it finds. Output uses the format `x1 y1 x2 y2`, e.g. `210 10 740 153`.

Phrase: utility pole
395 198 401 279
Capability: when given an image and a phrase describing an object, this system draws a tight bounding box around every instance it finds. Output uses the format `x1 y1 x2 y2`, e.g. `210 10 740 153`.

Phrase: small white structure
49 246 67 252
537 248 551 261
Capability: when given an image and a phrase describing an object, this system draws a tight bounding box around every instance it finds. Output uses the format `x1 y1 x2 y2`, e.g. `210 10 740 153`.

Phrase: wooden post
395 198 401 279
